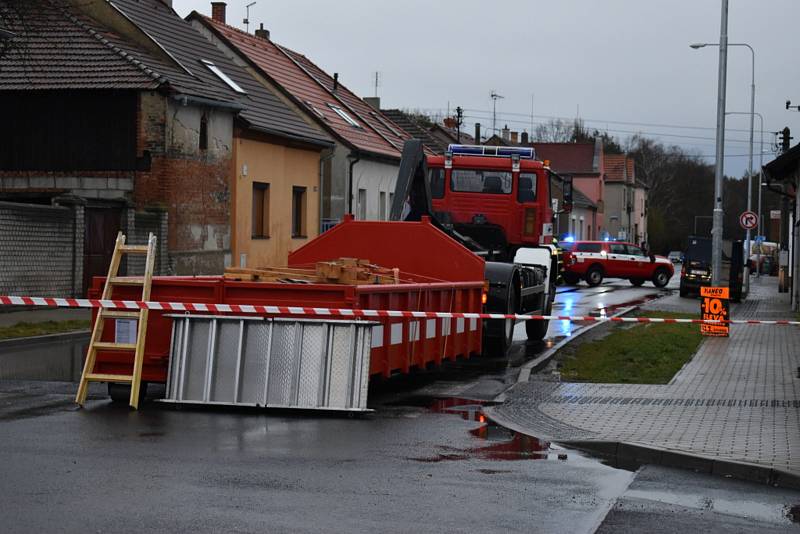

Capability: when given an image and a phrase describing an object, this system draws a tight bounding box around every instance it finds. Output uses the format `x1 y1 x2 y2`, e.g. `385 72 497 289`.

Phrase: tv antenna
373 71 381 98
244 2 256 33
491 91 504 135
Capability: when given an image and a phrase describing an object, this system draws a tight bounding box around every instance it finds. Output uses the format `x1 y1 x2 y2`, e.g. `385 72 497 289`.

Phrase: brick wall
0 201 80 297
124 209 168 277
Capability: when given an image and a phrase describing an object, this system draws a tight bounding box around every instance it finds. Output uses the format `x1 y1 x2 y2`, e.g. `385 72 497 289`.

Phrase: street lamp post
691 37 755 291
728 111 765 276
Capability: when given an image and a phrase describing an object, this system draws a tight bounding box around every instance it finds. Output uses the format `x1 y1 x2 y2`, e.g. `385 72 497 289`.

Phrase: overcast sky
174 0 799 178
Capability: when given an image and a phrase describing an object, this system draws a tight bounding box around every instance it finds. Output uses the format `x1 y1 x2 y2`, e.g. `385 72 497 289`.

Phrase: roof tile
198 16 406 159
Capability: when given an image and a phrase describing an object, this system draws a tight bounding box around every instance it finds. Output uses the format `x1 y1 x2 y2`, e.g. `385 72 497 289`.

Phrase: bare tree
533 119 575 143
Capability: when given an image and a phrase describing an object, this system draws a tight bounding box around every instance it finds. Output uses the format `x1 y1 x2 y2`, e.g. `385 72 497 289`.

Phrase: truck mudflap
162 315 374 412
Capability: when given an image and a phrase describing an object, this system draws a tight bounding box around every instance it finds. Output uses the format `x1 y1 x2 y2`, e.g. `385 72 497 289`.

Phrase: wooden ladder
75 232 157 410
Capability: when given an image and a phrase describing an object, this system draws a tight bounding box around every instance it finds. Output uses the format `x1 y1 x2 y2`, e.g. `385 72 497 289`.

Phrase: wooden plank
101 310 142 319
93 342 137 351
120 245 149 254
109 276 145 286
86 373 134 383
130 232 156 409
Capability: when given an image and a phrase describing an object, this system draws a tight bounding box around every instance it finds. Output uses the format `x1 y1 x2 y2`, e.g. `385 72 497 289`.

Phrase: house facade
531 140 607 239
604 154 648 244
0 0 332 296
190 6 412 228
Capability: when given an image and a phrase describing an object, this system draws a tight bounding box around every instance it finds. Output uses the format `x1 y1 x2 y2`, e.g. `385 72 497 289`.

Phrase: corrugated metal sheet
163 315 373 412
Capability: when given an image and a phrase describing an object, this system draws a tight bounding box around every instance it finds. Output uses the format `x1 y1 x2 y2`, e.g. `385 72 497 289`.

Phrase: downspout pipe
318 148 334 231
348 151 361 216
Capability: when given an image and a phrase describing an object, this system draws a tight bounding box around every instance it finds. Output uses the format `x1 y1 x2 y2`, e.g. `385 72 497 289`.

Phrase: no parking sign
700 286 730 337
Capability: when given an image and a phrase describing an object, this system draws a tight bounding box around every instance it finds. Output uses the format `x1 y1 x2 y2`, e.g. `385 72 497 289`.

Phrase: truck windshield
451 169 512 194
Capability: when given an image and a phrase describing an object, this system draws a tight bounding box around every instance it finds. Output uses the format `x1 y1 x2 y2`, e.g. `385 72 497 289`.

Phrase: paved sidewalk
487 276 800 486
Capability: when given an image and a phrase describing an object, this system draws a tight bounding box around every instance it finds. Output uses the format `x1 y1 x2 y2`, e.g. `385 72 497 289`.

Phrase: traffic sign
739 210 758 230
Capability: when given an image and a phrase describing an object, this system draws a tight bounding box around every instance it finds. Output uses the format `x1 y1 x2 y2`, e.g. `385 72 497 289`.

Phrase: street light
728 110 765 277
691 39 756 292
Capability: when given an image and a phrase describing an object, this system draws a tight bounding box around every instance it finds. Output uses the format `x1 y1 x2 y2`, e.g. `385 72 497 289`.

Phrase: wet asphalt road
1 275 798 533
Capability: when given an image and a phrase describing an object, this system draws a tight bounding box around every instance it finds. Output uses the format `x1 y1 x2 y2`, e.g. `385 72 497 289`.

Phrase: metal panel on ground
163 315 373 412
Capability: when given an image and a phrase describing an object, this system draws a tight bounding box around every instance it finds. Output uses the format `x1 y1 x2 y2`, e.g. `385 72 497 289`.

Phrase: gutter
247 123 334 150
348 152 361 215
171 93 244 112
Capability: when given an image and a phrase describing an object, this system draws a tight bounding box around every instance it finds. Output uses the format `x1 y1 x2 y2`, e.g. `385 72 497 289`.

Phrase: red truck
561 240 673 287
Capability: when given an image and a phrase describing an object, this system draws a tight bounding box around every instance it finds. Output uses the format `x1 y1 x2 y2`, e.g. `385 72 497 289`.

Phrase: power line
462 113 755 145
462 107 757 134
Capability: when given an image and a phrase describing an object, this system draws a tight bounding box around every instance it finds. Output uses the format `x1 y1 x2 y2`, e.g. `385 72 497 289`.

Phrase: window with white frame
200 59 246 94
328 104 361 128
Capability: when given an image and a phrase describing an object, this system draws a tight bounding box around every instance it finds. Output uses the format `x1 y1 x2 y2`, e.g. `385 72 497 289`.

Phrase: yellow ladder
75 232 157 410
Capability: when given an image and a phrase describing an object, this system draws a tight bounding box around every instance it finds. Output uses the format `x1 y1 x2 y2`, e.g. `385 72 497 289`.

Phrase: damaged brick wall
133 92 233 274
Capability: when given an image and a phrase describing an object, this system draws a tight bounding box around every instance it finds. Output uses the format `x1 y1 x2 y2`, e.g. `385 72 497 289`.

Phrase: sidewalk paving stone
489 277 800 483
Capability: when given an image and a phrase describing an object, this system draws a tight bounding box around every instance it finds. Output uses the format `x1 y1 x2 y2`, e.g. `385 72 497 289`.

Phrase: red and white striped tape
1 295 798 326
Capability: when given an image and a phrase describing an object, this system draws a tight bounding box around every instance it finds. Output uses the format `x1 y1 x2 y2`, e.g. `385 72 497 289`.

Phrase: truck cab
426 145 560 261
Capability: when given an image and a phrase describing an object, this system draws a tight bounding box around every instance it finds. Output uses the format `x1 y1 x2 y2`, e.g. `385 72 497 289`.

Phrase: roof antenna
244 2 256 33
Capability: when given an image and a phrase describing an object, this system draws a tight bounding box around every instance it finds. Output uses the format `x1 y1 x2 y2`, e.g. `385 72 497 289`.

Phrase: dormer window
327 104 360 128
200 59 246 94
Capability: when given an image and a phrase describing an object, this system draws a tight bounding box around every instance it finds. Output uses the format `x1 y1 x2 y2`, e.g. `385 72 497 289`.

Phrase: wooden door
83 207 122 296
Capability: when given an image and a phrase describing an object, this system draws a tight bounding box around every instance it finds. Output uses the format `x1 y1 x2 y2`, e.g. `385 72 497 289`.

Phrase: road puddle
408 397 558 463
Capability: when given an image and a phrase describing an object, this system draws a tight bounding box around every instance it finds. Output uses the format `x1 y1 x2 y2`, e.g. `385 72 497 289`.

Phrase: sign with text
700 286 729 337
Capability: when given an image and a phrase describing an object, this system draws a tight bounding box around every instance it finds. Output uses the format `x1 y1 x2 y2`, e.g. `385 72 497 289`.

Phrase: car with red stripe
561 240 674 288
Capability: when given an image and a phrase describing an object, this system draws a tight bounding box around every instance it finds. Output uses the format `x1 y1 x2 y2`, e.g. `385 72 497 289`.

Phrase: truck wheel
652 268 670 288
484 290 516 357
525 299 551 341
108 382 148 404
679 286 689 298
585 265 604 287
563 273 580 286
629 278 645 287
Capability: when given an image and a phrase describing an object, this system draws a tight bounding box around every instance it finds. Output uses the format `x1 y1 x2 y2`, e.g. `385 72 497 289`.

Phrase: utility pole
455 106 463 143
491 91 504 135
711 0 728 286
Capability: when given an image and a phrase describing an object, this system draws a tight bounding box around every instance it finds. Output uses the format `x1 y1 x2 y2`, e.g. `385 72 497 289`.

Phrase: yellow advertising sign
700 286 730 337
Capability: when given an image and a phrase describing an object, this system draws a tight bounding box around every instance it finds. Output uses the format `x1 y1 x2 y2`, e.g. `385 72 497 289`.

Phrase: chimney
333 73 339 92
211 2 226 24
254 23 270 40
364 97 381 111
510 131 519 144
474 123 481 143
521 131 529 145
501 124 510 142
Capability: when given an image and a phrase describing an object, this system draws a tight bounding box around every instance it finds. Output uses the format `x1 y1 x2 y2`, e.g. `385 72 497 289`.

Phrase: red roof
530 143 596 174
198 16 408 159
604 154 635 182
604 154 626 181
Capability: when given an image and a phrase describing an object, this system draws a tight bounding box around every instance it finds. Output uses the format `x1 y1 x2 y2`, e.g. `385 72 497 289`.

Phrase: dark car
679 236 711 297
679 236 745 302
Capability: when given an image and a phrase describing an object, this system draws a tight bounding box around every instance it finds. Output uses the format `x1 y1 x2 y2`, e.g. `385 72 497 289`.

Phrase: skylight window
200 59 246 94
327 104 361 128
